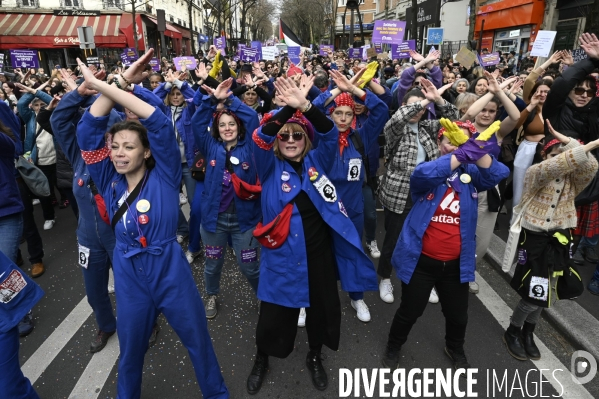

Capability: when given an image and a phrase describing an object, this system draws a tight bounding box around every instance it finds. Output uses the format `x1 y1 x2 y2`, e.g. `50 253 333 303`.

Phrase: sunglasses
278 132 305 142
573 87 596 97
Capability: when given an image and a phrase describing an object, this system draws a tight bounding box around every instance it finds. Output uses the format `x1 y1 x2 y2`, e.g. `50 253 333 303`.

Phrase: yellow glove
440 118 469 146
229 68 237 78
358 61 378 88
208 52 223 78
477 120 501 141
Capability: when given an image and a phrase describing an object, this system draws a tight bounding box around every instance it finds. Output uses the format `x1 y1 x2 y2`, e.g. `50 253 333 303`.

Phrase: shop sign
53 10 101 16
53 37 80 45
509 30 521 37
343 23 375 30
10 50 39 68
406 0 441 29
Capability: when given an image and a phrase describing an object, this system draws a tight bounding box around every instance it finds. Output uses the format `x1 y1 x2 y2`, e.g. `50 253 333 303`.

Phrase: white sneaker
297 308 306 327
43 219 55 230
179 193 187 205
366 240 381 258
469 281 479 294
185 250 201 264
351 299 371 322
429 287 439 304
107 284 115 294
32 199 40 205
177 235 185 244
379 279 394 303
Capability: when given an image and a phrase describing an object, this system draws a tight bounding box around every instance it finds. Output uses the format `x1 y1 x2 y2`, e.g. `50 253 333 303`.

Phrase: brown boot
31 262 45 278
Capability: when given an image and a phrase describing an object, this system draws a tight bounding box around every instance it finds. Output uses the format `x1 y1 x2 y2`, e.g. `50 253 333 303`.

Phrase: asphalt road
16 201 598 399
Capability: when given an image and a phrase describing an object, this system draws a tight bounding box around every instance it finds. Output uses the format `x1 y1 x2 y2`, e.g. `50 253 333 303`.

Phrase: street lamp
341 0 365 48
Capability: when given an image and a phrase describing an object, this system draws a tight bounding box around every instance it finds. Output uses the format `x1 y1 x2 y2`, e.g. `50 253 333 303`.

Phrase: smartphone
55 65 61 69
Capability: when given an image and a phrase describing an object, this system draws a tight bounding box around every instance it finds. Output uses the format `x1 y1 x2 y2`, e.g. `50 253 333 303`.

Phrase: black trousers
16 178 44 264
378 207 410 279
36 163 57 221
256 246 341 358
387 254 469 351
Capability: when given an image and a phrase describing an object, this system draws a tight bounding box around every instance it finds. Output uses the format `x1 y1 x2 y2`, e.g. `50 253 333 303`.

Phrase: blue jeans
181 163 197 204
579 235 599 250
80 240 117 333
188 181 204 253
0 212 23 263
362 184 377 243
201 212 260 296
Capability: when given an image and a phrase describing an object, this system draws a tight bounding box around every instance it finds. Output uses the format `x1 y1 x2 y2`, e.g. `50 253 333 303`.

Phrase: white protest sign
262 46 278 60
530 31 557 57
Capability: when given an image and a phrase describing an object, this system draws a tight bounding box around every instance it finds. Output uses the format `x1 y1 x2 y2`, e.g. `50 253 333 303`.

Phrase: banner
149 58 160 72
173 56 197 70
251 41 262 51
287 46 301 64
10 50 40 69
390 40 416 59
371 20 406 45
240 47 261 63
261 46 278 61
319 44 334 56
479 52 500 66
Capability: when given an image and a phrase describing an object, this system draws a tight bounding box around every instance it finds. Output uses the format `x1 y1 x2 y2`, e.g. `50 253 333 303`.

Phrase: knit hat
260 109 315 142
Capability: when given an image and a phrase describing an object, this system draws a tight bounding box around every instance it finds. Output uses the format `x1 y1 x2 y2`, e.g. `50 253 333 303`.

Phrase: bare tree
247 0 276 41
279 0 330 44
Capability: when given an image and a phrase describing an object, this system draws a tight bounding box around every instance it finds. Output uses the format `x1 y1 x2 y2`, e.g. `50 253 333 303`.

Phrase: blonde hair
273 123 313 160
454 92 479 116
163 86 186 107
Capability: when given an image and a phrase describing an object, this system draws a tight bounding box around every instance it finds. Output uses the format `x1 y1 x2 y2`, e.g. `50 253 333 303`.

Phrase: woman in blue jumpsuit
315 69 389 322
245 77 378 394
190 77 261 319
74 53 228 399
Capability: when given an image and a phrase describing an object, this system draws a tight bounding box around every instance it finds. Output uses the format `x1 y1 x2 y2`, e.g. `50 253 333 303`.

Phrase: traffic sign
427 27 444 45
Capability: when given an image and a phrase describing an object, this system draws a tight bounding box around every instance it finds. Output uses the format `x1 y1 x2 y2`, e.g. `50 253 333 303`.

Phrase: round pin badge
281 171 290 181
242 162 250 170
78 178 84 187
210 160 216 167
138 214 150 225
230 156 240 165
308 167 317 177
426 193 434 200
136 199 151 213
460 174 472 184
472 192 478 199
282 183 291 193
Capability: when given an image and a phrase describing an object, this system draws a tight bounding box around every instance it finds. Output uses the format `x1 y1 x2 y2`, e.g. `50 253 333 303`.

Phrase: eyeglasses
278 132 305 142
573 87 596 97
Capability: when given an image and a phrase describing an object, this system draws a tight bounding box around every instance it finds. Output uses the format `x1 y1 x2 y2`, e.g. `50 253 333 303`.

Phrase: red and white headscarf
437 120 477 140
327 93 358 154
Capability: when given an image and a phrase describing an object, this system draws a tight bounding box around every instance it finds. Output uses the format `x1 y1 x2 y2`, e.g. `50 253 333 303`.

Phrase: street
17 202 599 399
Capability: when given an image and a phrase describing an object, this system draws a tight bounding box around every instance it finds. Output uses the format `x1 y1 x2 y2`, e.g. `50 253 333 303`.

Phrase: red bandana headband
328 92 357 130
542 139 561 153
437 120 477 140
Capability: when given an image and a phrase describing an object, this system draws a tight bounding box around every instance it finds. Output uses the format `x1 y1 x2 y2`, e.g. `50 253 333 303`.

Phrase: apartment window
103 0 122 8
170 15 174 22
19 0 39 6
61 0 81 6
178 18 182 26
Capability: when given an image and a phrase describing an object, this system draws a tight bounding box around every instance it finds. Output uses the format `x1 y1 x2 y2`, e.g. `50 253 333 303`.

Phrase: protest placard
10 50 40 68
372 20 406 45
455 47 477 69
530 31 557 57
173 56 197 70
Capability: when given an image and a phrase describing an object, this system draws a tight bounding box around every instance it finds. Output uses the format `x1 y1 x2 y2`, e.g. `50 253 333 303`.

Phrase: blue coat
191 93 261 233
314 91 389 234
50 90 116 252
17 90 53 162
392 154 509 284
251 123 379 308
150 82 198 168
0 101 23 219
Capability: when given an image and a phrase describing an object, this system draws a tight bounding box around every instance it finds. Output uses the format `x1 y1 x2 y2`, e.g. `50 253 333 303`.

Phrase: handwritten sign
530 30 557 57
371 20 406 45
455 47 477 69
10 50 39 68
261 46 278 61
173 56 197 70
571 48 587 62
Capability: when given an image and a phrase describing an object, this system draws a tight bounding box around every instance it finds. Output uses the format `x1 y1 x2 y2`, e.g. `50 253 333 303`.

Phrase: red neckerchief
338 130 351 156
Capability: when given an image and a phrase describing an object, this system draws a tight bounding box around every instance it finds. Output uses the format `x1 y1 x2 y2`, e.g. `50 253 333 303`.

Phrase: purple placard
10 50 40 68
173 56 197 71
214 36 226 54
319 44 334 56
238 43 246 52
287 46 301 64
122 47 138 62
479 52 500 67
119 53 131 67
348 48 361 59
149 58 160 72
390 40 416 59
251 41 262 51
373 43 383 54
240 48 260 63
371 20 406 45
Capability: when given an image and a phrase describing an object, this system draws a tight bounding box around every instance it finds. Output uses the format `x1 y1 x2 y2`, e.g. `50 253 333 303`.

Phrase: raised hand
546 119 571 145
46 95 61 111
76 58 101 91
420 79 442 103
560 50 574 66
14 82 35 94
484 70 502 94
409 50 424 62
580 33 599 60
330 69 355 93
243 73 255 88
195 62 208 80
274 77 309 109
425 50 440 63
499 76 518 90
548 50 563 64
122 48 154 85
299 74 315 98
60 69 78 91
436 82 454 96
213 77 233 100
440 118 469 146
509 78 524 95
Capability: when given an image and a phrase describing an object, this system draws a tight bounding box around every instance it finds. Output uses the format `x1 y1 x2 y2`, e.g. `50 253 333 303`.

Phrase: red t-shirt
421 187 461 261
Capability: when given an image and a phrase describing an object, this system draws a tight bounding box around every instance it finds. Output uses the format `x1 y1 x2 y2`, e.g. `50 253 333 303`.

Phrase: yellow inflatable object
478 120 501 141
358 61 379 88
440 118 469 146
209 52 223 78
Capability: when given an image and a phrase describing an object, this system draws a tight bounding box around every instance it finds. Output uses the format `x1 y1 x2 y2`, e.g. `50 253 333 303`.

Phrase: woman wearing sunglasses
190 77 262 320
245 77 378 394
543 33 599 268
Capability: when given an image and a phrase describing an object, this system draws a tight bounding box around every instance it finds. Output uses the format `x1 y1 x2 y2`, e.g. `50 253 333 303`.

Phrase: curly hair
211 109 246 142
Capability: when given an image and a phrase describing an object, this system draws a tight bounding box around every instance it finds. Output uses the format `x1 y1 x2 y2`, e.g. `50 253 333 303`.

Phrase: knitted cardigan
520 139 598 233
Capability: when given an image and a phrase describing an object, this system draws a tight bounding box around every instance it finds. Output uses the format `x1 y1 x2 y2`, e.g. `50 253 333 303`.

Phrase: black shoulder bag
111 174 147 230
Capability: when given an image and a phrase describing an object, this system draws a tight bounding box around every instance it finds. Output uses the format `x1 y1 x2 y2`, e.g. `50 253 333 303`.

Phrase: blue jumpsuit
50 90 117 334
77 108 228 399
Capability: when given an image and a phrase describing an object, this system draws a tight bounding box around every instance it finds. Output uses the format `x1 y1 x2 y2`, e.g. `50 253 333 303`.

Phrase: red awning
145 16 183 40
0 13 129 49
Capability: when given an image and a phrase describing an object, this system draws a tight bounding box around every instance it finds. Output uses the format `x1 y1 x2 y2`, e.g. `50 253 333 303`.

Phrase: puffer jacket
37 108 74 189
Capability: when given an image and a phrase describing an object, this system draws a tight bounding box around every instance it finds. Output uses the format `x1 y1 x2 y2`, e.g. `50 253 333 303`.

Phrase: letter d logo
571 350 597 384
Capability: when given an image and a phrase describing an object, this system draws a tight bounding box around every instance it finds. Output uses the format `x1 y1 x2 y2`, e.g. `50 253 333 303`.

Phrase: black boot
306 349 328 391
247 353 269 395
503 324 528 361
381 344 400 369
521 322 541 360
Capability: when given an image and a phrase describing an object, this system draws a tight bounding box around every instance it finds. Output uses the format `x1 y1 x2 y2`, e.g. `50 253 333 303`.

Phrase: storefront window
98 49 122 69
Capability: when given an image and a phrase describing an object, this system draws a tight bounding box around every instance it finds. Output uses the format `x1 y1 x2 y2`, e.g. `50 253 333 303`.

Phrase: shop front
143 16 183 58
474 0 545 57
0 11 145 71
